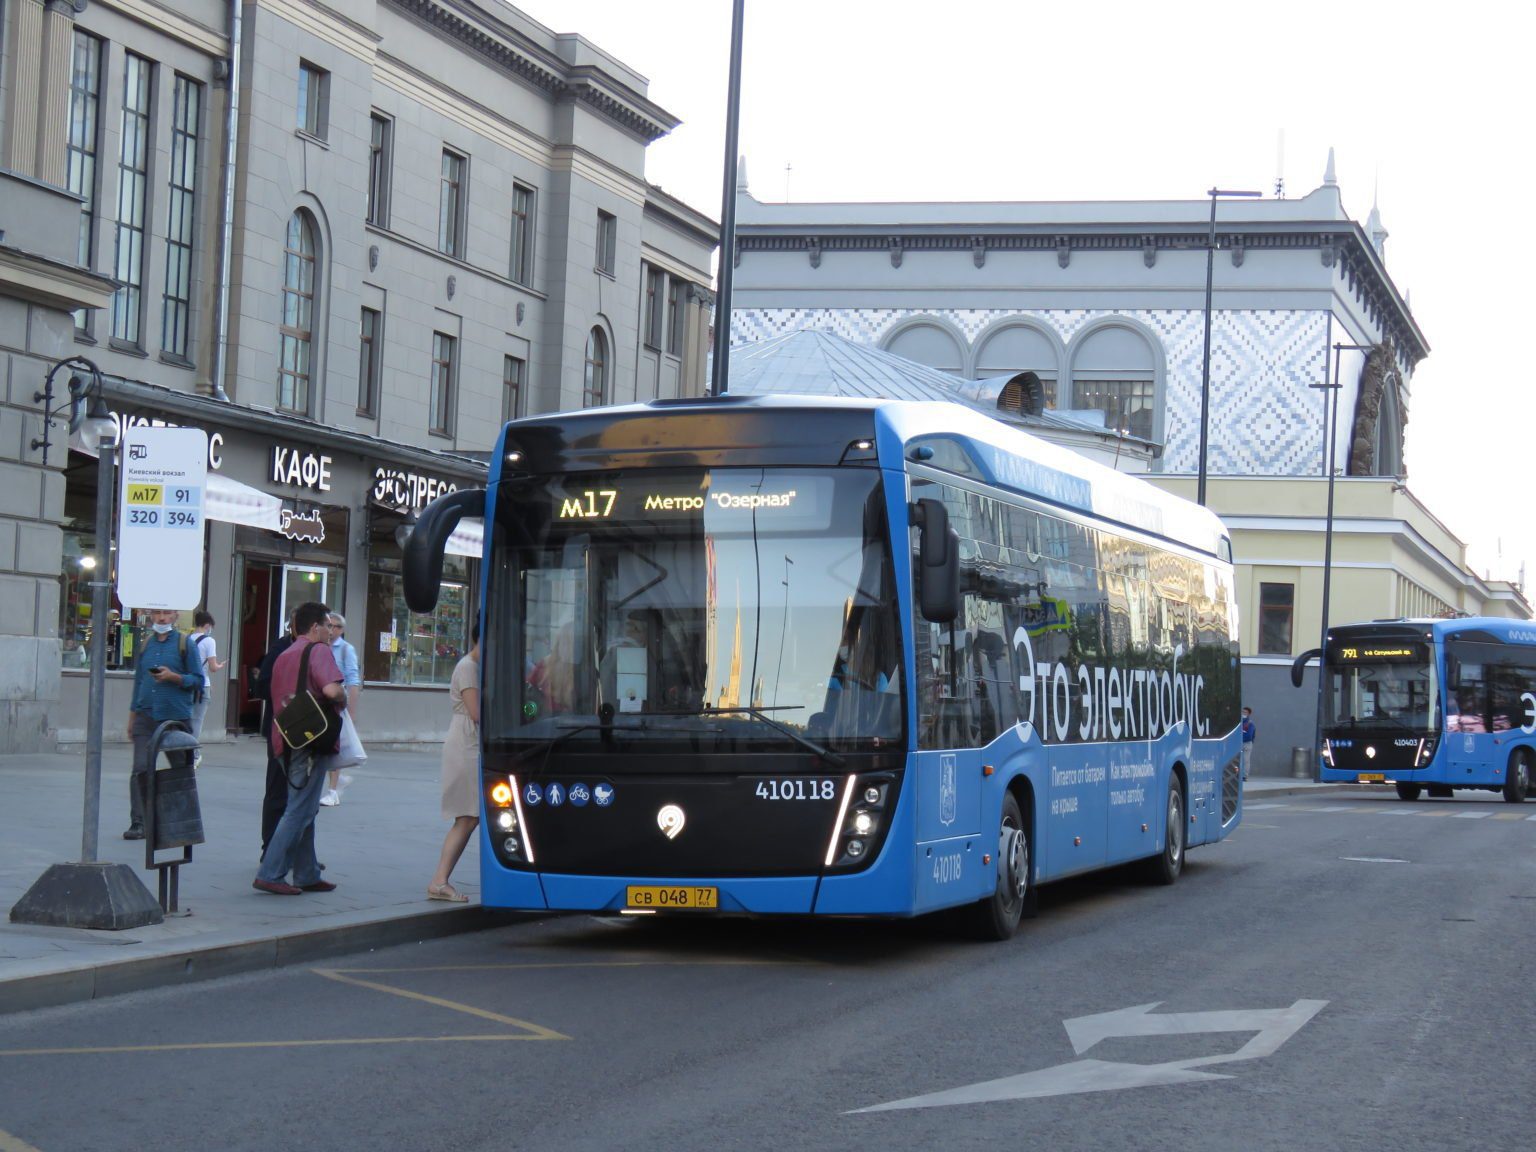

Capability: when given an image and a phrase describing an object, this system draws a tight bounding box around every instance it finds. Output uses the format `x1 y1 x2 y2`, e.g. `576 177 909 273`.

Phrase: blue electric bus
1296 617 1536 802
403 396 1244 939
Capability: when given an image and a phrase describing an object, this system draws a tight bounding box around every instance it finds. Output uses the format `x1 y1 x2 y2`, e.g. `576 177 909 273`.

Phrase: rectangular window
1072 378 1155 441
429 331 456 434
160 75 201 360
364 557 469 686
643 265 663 348
667 276 684 356
1258 582 1295 655
367 112 392 227
358 307 381 415
111 52 154 346
298 61 328 139
596 209 616 275
67 30 103 332
438 149 465 257
510 182 534 284
503 355 524 423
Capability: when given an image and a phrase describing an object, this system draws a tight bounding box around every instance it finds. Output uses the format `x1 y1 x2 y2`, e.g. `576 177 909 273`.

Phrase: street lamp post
1309 341 1375 779
1196 187 1263 507
10 358 163 929
709 0 746 398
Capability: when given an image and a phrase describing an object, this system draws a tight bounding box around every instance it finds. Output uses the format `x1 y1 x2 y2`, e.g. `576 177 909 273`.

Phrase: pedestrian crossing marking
1450 812 1490 819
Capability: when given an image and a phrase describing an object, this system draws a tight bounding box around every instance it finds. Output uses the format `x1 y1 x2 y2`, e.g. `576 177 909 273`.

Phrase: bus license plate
626 886 718 910
1357 773 1386 783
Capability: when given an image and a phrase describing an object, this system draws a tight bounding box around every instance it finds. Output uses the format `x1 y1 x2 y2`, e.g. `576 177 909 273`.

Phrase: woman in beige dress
428 620 480 901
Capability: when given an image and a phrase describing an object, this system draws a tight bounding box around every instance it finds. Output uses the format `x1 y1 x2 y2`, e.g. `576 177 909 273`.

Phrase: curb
0 905 522 1017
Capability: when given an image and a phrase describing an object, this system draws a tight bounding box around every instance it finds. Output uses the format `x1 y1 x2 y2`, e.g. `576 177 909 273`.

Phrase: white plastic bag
320 710 367 771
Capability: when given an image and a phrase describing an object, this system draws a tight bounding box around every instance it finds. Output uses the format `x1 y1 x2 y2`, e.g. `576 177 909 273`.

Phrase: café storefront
55 383 485 744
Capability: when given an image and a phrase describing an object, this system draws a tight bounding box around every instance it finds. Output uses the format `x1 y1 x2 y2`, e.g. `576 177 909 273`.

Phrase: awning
206 473 282 530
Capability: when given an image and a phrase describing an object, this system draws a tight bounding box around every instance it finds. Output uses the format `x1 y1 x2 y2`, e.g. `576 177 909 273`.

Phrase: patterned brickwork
730 307 1333 476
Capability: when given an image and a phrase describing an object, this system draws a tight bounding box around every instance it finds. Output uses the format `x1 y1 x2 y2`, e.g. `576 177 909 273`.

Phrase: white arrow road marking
1064 999 1327 1056
850 1000 1327 1113
1341 856 1409 864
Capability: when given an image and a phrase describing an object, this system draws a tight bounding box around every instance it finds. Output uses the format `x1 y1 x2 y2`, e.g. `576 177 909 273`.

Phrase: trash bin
148 724 205 850
1291 746 1313 779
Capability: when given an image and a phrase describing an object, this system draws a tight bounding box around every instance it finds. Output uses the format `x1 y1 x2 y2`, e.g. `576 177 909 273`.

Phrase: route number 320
755 779 836 801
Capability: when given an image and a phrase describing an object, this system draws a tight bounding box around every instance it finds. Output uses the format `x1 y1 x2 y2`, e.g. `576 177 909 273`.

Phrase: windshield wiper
510 716 724 767
651 705 847 768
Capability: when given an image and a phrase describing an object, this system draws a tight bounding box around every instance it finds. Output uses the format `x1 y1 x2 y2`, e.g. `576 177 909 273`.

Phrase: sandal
427 883 469 903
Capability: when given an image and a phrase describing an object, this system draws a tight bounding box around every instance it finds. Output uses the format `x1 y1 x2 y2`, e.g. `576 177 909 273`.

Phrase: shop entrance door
279 564 329 632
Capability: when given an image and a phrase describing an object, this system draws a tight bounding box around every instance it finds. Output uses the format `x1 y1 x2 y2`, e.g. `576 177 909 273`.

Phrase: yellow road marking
312 968 567 1038
0 1035 547 1058
330 958 802 974
0 1128 45 1152
1491 812 1526 821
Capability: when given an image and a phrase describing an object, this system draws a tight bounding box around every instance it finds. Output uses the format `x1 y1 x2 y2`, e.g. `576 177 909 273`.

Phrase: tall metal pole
709 0 746 398
81 397 117 863
1197 191 1218 506
1196 188 1262 507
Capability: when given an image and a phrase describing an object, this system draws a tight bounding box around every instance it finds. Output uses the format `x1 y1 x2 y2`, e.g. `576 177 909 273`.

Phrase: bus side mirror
911 498 961 623
402 488 486 613
1291 647 1321 689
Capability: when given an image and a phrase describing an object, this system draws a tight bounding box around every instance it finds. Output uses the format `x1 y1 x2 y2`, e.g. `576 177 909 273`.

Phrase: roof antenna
1274 129 1285 199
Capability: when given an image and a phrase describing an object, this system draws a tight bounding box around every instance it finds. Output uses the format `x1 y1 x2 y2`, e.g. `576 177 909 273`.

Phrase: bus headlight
1320 740 1335 768
1414 736 1439 768
489 775 535 865
825 774 894 867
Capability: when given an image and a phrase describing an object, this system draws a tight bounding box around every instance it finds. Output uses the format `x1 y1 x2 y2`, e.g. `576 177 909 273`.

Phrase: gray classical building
728 157 1528 774
0 0 715 750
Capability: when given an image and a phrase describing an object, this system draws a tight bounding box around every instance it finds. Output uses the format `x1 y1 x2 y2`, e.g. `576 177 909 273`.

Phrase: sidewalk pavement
1 736 506 1015
1 740 1343 1016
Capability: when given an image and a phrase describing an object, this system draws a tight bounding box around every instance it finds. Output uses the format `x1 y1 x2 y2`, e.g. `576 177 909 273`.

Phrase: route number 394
754 779 836 801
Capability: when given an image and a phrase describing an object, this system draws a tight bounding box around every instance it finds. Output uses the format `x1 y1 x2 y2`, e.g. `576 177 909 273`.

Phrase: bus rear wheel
966 792 1028 941
1503 753 1530 803
1395 782 1422 801
1144 778 1184 886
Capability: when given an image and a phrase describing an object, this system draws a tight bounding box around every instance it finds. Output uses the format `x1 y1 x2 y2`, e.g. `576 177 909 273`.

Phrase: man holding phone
124 608 204 840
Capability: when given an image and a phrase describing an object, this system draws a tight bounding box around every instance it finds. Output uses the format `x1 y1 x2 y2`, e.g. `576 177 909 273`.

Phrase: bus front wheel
1503 753 1530 804
966 792 1029 941
1144 779 1185 886
1395 782 1422 801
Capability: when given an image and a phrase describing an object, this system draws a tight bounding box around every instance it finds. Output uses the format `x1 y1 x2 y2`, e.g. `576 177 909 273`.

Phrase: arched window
583 327 608 407
1069 322 1159 441
278 211 318 413
883 320 964 376
974 323 1060 406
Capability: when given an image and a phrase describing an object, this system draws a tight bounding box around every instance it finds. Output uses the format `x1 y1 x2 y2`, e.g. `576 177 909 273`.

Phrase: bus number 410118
755 779 836 801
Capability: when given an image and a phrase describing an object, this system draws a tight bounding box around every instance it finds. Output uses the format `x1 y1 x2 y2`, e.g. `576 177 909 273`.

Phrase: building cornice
0 245 115 312
738 220 1428 371
99 375 489 479
386 0 679 142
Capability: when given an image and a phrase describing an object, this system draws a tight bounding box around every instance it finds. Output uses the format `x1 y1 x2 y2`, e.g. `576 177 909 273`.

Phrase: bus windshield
485 466 902 756
1324 641 1439 732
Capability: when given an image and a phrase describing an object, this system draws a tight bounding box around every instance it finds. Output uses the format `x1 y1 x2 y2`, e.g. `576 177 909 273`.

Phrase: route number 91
754 779 836 801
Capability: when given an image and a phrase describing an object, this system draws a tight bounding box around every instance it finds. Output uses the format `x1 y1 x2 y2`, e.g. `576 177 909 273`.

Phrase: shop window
60 457 203 671
365 553 471 686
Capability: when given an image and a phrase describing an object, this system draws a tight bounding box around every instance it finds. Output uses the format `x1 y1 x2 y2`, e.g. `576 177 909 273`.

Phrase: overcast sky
517 0 1534 590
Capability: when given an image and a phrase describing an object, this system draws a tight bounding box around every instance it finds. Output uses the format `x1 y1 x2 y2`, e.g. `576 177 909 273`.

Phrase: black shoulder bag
273 641 340 783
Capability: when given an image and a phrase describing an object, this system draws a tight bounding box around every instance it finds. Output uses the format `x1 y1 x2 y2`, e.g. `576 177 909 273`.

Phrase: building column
36 0 76 186
4 0 46 177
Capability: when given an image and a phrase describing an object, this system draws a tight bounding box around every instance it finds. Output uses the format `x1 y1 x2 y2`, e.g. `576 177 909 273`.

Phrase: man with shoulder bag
253 602 346 895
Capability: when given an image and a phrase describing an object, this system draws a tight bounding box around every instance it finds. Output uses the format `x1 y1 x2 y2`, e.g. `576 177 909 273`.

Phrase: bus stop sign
117 425 208 610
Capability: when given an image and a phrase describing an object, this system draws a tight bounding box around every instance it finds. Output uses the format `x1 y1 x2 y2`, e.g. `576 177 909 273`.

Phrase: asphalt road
2 791 1533 1152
